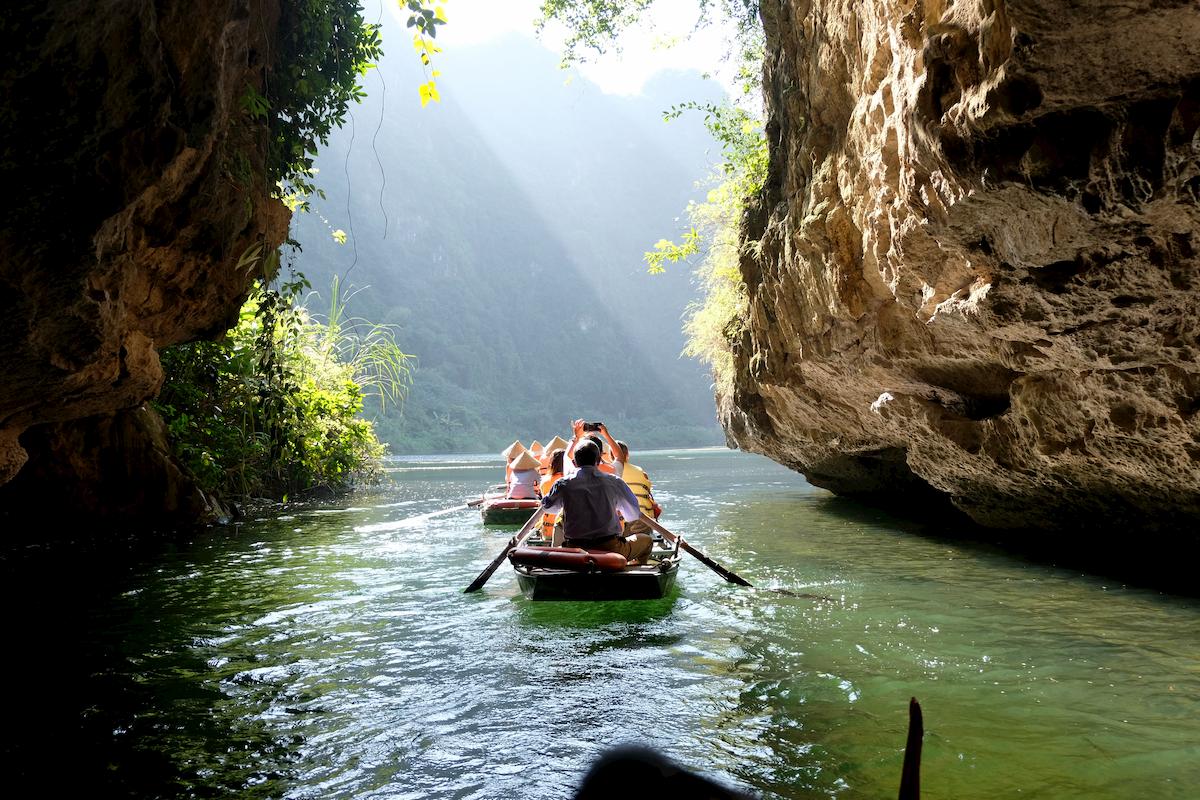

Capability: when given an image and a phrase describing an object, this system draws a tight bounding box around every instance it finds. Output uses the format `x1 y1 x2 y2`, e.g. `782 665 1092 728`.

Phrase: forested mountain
291 20 726 453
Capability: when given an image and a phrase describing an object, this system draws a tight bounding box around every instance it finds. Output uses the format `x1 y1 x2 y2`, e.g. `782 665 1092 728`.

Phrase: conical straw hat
528 440 544 456
545 435 569 452
511 450 540 470
502 440 526 459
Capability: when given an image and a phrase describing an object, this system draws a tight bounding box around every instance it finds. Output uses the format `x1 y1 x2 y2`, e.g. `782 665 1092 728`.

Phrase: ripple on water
8 450 1199 799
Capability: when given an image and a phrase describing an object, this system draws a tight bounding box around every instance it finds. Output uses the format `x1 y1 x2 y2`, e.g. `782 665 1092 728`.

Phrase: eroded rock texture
0 1 288 523
727 0 1200 535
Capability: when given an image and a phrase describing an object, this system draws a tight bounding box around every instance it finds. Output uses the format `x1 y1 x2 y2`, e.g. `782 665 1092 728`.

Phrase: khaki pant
565 532 653 565
623 517 653 537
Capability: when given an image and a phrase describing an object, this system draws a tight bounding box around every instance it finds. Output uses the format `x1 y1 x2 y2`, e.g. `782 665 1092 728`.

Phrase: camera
582 421 603 432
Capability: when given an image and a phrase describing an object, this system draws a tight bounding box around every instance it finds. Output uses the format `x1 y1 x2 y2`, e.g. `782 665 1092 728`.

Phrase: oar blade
641 514 752 588
464 507 545 593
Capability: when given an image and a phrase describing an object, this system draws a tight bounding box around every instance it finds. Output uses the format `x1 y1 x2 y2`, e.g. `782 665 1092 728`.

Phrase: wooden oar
467 484 509 507
463 507 545 593
639 513 752 587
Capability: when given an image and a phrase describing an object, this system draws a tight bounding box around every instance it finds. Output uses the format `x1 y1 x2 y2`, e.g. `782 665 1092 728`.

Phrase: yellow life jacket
622 462 655 517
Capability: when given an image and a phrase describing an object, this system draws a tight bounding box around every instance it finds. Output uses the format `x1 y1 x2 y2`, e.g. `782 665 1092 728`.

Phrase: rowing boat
477 484 540 525
507 534 682 600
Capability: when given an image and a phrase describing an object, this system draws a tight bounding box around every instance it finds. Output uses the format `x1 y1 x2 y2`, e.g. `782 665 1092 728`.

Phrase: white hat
502 440 526 459
544 435 569 452
511 450 540 470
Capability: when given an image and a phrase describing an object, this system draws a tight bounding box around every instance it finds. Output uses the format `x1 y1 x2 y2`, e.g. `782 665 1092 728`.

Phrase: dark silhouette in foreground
574 698 925 799
573 745 752 799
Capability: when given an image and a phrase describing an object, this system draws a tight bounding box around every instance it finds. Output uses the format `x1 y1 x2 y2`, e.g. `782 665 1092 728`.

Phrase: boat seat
510 546 628 573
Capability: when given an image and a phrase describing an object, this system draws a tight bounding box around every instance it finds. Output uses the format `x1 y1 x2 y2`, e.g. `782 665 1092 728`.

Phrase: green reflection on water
3 450 1198 799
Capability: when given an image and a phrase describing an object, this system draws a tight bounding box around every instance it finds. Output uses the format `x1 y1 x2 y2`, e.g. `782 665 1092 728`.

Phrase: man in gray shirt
540 439 653 564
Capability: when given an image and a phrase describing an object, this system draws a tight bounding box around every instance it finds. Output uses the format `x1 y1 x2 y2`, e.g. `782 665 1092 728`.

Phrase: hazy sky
386 0 738 95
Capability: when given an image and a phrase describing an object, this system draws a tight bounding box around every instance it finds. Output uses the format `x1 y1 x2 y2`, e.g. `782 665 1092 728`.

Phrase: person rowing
540 438 652 565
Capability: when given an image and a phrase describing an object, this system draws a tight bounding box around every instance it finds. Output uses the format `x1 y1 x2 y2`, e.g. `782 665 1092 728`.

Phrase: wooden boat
478 484 540 525
507 536 682 600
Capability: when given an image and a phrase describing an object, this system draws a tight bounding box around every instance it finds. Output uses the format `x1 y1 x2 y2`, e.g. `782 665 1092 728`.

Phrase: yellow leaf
435 5 447 22
331 229 347 244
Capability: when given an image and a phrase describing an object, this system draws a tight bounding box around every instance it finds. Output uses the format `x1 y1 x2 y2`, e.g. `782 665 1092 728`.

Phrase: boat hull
513 559 679 600
480 498 540 526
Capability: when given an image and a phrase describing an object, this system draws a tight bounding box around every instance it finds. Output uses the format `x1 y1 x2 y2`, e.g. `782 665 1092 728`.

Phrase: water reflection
3 450 1198 799
513 596 679 629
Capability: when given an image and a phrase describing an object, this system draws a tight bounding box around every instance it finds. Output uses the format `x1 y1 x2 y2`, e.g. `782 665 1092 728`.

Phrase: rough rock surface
0 1 288 522
726 0 1200 535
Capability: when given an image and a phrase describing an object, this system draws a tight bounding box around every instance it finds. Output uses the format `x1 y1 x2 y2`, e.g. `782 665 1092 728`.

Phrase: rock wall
0 1 288 523
726 0 1200 535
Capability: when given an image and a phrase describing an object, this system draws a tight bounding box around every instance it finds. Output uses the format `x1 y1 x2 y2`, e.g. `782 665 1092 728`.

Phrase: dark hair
586 435 604 453
617 440 629 459
549 448 565 474
574 439 600 467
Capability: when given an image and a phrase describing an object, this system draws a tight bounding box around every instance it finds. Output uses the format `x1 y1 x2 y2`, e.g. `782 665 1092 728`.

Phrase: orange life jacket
540 472 563 538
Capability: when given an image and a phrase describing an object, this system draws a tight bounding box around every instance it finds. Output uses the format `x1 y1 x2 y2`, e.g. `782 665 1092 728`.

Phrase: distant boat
477 484 540 525
508 536 682 601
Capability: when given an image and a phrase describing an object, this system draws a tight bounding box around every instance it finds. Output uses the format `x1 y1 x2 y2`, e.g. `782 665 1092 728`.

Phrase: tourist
501 440 526 487
541 439 653 564
540 448 566 542
507 449 541 499
540 435 569 476
618 440 659 538
565 420 625 476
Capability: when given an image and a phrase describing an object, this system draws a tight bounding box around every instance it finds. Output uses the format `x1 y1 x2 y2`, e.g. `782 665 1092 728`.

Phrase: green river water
4 448 1197 798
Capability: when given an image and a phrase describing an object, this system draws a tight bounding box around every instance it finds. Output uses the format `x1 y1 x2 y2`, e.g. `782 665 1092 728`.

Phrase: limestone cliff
0 1 288 523
726 0 1200 534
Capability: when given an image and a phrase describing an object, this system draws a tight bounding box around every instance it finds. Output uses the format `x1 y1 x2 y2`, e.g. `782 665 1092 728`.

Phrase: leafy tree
268 0 384 198
156 274 410 500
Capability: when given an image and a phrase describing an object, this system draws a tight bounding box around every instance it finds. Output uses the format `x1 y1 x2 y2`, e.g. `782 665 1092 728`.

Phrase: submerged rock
725 0 1200 535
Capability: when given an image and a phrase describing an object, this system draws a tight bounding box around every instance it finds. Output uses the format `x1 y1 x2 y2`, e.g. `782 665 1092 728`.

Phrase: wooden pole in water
898 697 923 800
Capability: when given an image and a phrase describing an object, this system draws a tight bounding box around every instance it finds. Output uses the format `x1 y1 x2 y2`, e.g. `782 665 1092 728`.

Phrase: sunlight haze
387 0 738 95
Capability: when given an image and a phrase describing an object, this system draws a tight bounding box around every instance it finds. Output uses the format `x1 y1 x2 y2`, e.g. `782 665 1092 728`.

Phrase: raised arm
566 418 585 460
598 423 624 467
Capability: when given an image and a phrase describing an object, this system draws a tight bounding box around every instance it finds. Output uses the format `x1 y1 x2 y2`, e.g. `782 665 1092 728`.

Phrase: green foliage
644 100 766 275
311 276 414 414
664 101 767 196
156 275 411 500
541 1 765 395
402 0 448 106
537 0 657 61
268 1 383 195
644 227 700 274
681 179 750 395
538 0 761 75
